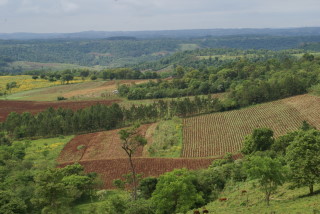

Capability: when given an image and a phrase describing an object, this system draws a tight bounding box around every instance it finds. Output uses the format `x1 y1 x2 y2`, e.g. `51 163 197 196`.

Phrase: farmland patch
182 94 320 157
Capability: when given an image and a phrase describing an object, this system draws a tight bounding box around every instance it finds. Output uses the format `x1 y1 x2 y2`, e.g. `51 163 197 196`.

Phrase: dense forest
1 35 320 69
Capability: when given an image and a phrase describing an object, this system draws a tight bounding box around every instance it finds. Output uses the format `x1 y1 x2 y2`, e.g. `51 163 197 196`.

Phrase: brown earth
59 157 217 189
57 124 153 163
57 123 241 189
0 99 120 121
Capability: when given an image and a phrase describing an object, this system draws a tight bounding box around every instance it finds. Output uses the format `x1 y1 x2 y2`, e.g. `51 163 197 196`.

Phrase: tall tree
286 129 320 194
245 156 287 206
151 168 204 214
118 124 147 200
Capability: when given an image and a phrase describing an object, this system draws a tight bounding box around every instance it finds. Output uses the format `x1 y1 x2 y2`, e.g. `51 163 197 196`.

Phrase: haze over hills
1 27 320 40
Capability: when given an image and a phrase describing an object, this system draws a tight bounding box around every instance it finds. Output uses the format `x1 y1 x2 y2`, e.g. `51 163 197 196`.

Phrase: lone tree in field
244 156 287 206
286 129 320 195
118 124 147 200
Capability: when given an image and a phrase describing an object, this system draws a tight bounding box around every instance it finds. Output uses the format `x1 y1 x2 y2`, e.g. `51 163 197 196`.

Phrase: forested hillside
1 35 320 70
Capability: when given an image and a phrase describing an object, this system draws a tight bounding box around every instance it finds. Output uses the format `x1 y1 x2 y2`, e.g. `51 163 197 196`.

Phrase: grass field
10 61 93 71
179 43 200 51
188 182 320 214
3 79 148 101
14 135 74 169
182 94 320 157
0 75 86 97
145 117 183 158
197 54 258 60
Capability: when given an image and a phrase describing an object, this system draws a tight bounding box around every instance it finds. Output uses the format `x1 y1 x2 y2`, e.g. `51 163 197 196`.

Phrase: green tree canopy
151 168 204 214
242 128 275 155
286 129 320 194
244 156 287 206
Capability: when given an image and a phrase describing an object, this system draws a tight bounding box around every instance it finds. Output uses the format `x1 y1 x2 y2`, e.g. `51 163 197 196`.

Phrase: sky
0 0 320 33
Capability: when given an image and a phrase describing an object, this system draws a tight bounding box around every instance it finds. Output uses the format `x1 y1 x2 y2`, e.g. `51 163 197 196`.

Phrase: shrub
57 96 67 101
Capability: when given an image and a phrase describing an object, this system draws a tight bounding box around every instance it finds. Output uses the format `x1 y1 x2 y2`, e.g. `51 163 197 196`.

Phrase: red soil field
58 124 241 188
0 99 120 121
57 124 153 163
59 157 216 189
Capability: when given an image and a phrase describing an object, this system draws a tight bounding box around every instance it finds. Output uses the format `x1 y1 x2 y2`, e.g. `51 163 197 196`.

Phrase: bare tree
118 124 147 200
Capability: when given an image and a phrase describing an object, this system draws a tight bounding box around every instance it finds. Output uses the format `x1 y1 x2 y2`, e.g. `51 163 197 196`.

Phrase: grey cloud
0 0 320 33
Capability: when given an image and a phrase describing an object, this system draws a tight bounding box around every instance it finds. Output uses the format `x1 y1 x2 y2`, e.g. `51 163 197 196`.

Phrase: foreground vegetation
53 123 319 214
188 183 320 214
1 43 320 213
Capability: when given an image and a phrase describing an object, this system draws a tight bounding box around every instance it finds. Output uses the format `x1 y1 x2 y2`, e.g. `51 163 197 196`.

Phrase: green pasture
188 182 320 214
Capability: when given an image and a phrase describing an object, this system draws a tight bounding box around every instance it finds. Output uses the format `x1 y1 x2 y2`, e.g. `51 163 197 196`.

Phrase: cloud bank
0 0 319 33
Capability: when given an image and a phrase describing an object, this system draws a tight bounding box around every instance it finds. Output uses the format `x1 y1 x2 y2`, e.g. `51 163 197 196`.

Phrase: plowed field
58 123 239 188
182 94 320 157
59 158 215 188
57 124 154 163
0 99 120 121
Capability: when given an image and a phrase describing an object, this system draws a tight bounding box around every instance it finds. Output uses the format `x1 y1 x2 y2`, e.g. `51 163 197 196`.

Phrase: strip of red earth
58 156 241 189
0 99 120 121
57 124 152 163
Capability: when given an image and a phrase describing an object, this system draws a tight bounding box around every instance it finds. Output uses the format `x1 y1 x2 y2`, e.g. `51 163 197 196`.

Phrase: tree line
0 95 226 139
120 53 320 108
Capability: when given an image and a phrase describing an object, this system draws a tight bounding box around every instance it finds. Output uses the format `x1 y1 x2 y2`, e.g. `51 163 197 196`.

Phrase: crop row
182 95 319 157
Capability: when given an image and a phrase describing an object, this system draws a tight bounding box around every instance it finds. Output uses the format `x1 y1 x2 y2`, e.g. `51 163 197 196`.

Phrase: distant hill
1 27 320 40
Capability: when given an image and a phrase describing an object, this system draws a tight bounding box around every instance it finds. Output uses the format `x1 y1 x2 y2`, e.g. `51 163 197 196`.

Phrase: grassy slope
72 190 129 213
6 81 109 101
145 117 183 158
15 135 74 168
189 182 320 214
10 61 94 71
3 79 150 101
0 75 85 95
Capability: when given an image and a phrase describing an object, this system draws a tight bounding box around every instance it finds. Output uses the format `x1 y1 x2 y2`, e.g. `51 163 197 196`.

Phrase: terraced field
182 94 320 157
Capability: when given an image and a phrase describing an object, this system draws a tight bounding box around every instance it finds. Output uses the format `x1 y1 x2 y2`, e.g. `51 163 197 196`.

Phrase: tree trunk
266 191 271 206
128 154 137 200
309 185 314 195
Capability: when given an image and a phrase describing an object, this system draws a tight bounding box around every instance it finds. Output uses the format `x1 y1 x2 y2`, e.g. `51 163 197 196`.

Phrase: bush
57 96 67 101
77 145 85 150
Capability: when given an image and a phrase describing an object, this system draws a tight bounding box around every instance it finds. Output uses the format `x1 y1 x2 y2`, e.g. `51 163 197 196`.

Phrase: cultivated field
57 124 154 163
59 158 216 189
0 99 120 121
182 94 320 157
57 121 242 188
4 79 149 101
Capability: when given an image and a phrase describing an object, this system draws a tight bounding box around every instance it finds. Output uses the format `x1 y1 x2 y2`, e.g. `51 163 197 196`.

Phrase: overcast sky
0 0 319 33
